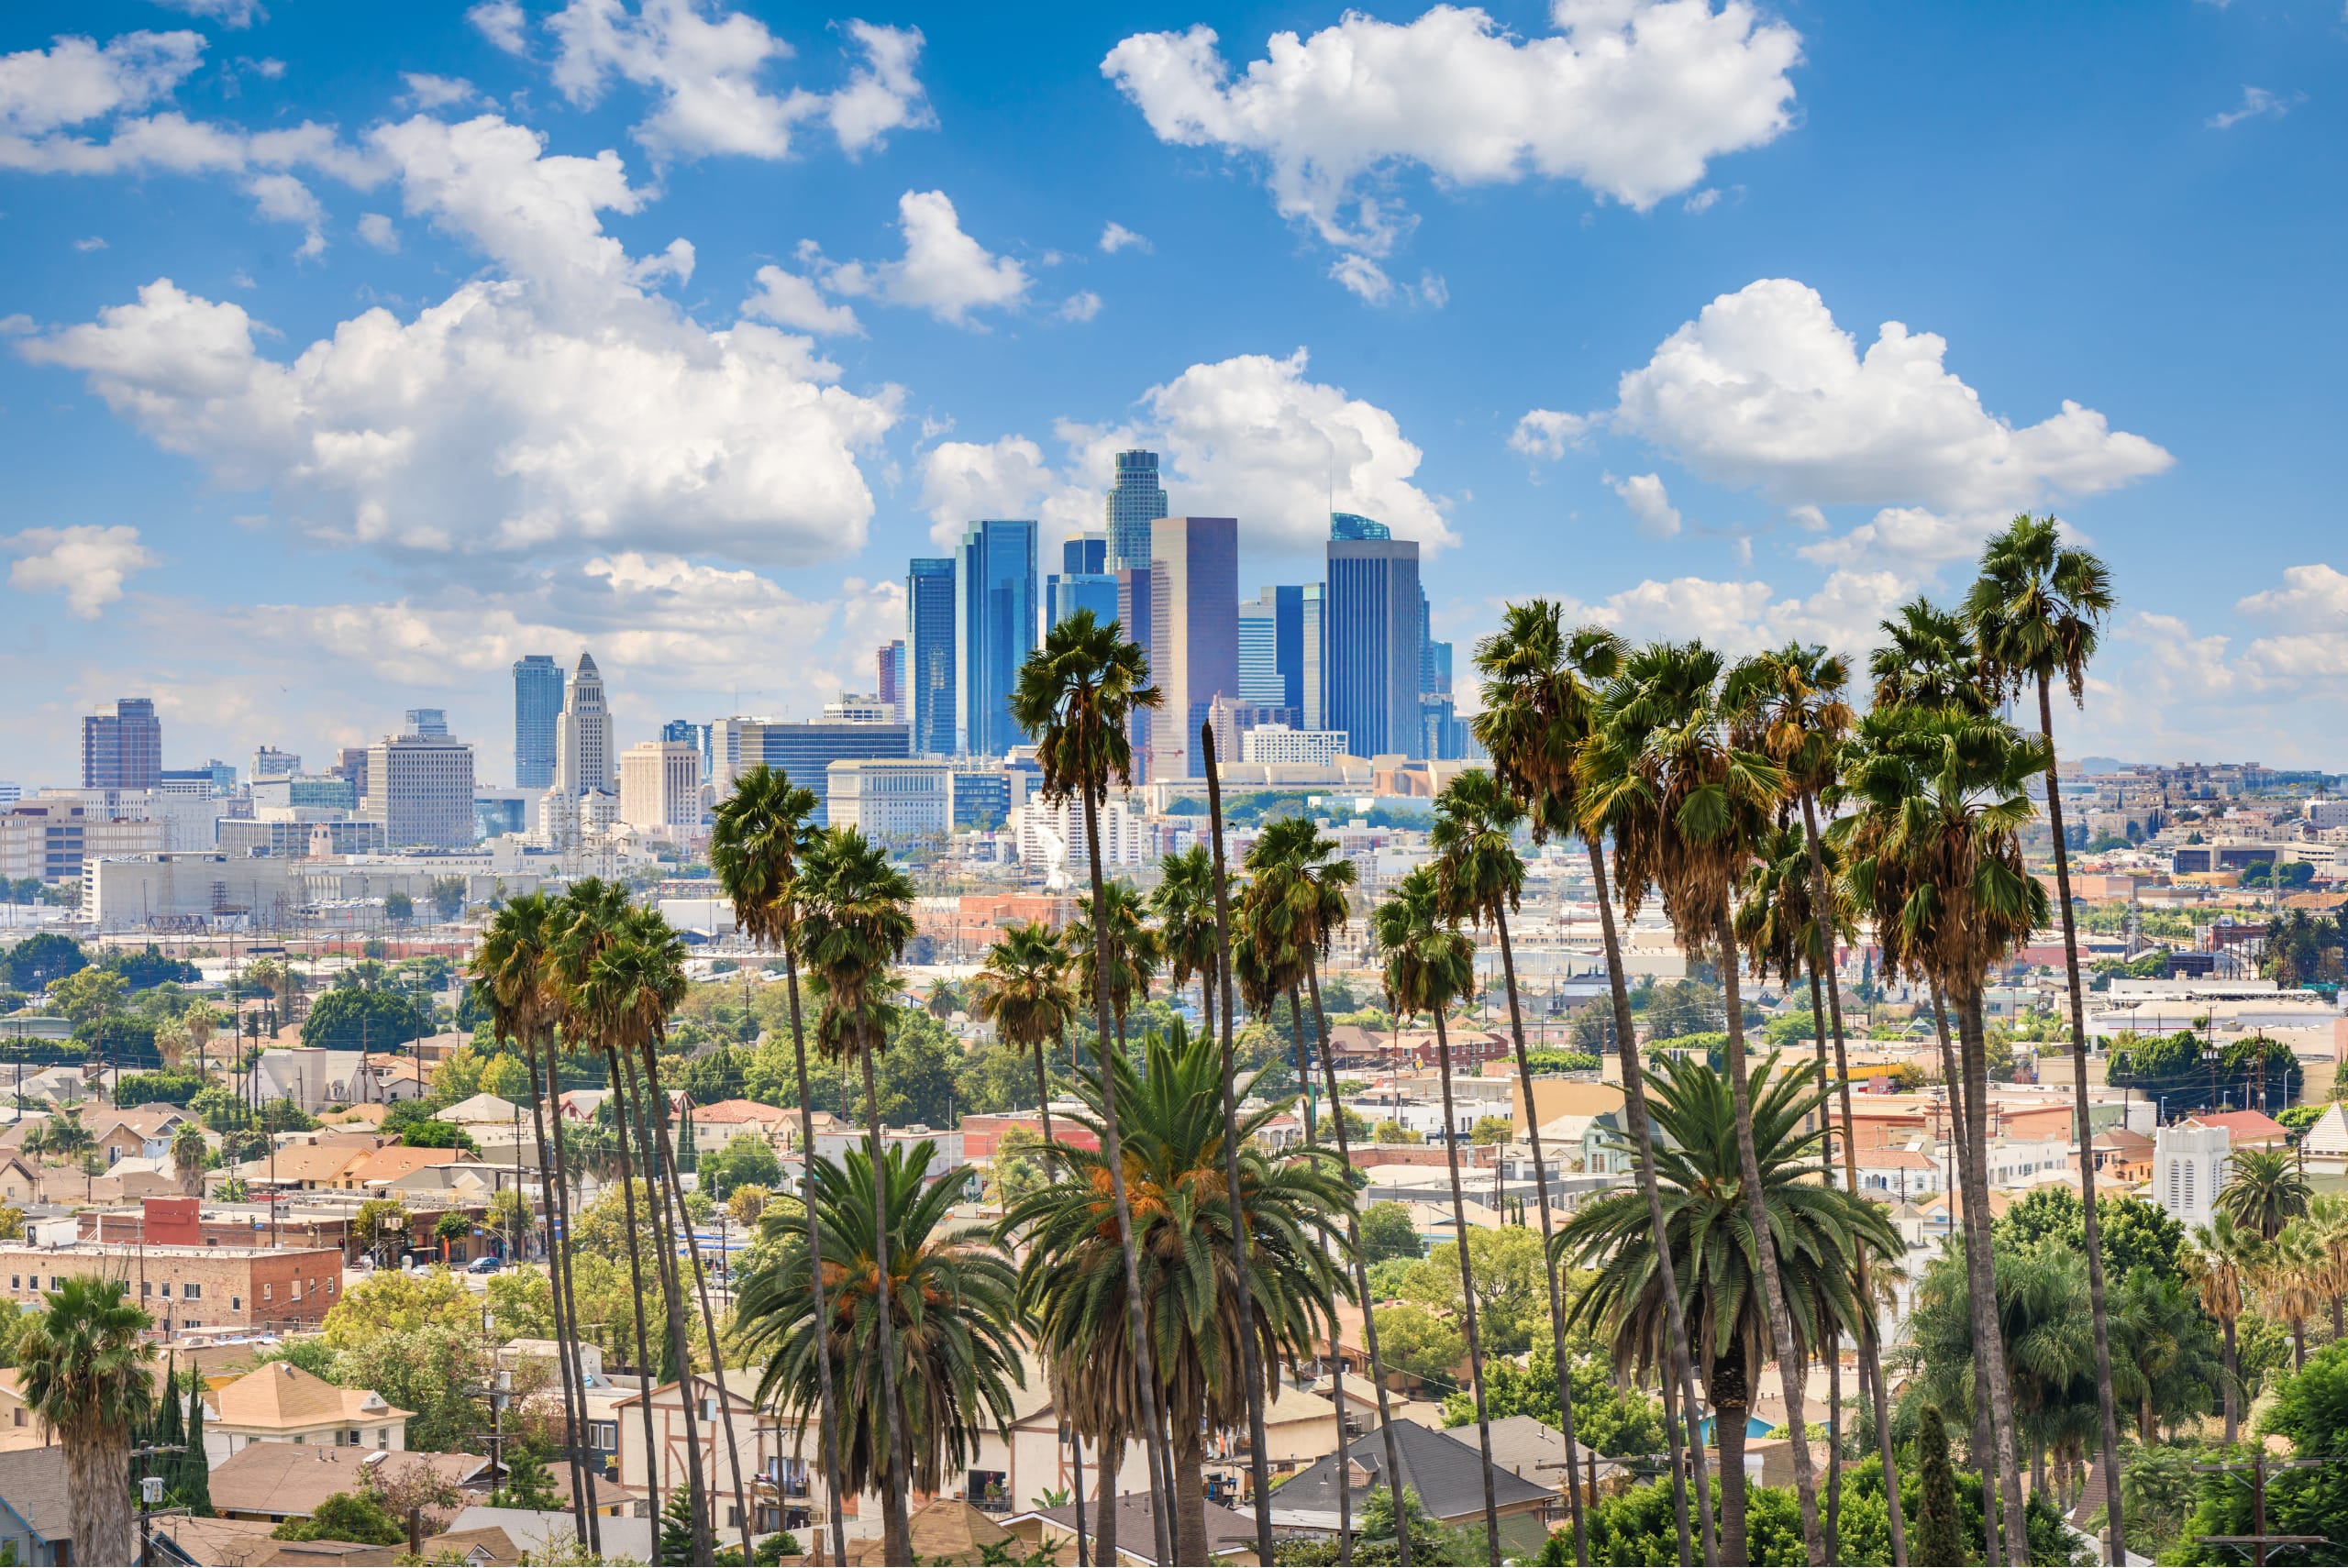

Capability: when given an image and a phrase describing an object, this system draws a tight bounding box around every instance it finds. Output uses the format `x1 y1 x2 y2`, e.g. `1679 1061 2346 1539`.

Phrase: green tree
1911 1404 1966 1568
48 966 125 1026
1358 1201 1423 1265
273 1491 406 1546
15 1275 156 1564
1439 1340 1665 1460
698 1132 781 1200
3 931 86 989
490 1447 561 1510
1398 1226 1551 1356
2216 1146 2311 1241
1369 1302 1465 1384
1994 1187 2187 1283
300 987 427 1053
2182 1210 2262 1444
383 891 415 924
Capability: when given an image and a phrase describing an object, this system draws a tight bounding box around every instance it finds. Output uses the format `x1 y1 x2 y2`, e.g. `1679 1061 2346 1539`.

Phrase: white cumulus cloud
741 263 861 335
1508 408 1587 459
1058 291 1103 323
1608 471 1681 537
150 0 264 27
0 29 207 140
814 189 1030 326
1100 221 1151 254
5 524 156 616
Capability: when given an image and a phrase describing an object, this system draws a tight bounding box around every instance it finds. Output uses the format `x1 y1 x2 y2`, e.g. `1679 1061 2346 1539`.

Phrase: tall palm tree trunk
1078 787 1179 1568
1491 902 1588 1562
609 1048 694 1548
1956 986 2031 1560
1095 1430 1123 1565
779 942 850 1567
1032 1030 1090 1567
629 1056 714 1562
2035 673 2126 1563
1797 793 1906 1565
854 1009 914 1566
1588 842 1711 1567
523 1029 600 1553
639 1045 756 1561
602 1046 666 1535
1712 1351 1752 1564
1304 955 1413 1568
1431 1009 1503 1566
1713 901 1827 1564
1930 988 2002 1564
2221 1317 2240 1443
1804 957 1843 1563
1293 990 1356 1564
1173 1399 1213 1567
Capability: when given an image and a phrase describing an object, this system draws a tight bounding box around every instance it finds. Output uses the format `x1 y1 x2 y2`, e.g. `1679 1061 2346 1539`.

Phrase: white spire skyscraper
553 650 614 795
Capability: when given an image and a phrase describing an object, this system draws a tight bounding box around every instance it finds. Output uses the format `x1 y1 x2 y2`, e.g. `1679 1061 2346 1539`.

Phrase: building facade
1241 724 1350 767
619 742 703 837
554 651 613 796
1103 448 1168 572
825 758 953 844
957 519 1037 759
1047 529 1119 633
2 802 163 885
363 734 477 848
82 698 161 790
512 654 564 790
402 709 448 738
1 1242 344 1333
1146 515 1240 781
906 557 957 757
733 705 912 827
1326 533 1422 759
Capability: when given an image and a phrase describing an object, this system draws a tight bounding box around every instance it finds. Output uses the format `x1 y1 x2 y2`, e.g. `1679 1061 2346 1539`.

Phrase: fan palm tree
1580 639 1830 1564
2183 1211 2262 1443
1429 767 1589 1559
736 1140 1022 1517
1966 511 2124 1556
795 825 922 1566
1006 1022 1350 1568
1370 866 1503 1564
1011 608 1176 1567
1153 845 1224 1038
1835 701 2048 1560
17 1275 156 1565
552 880 696 1550
472 891 601 1550
709 768 847 1565
2219 1146 2311 1242
1868 598 1990 712
1477 601 1712 1568
170 1121 207 1196
1555 1052 1898 1565
2302 1192 2348 1339
1067 880 1159 1054
1242 814 1412 1565
2264 1222 2326 1372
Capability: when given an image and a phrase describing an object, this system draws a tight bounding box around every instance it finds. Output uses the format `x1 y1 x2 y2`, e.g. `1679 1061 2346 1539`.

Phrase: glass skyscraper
1047 530 1118 631
511 655 563 789
956 520 1037 759
1146 516 1239 780
1300 583 1327 729
1330 512 1392 542
906 558 957 757
81 697 161 790
1103 449 1168 572
1326 534 1422 758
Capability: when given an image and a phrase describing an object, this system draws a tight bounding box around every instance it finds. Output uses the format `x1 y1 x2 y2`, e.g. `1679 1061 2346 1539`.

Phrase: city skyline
0 2 2339 778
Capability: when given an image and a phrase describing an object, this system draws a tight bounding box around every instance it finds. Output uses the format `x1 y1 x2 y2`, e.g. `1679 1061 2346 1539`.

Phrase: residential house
2187 1108 2294 1154
440 1507 656 1564
208 1444 489 1527
687 1099 796 1154
1003 1495 1260 1566
0 1154 39 1206
0 1448 69 1565
204 1362 413 1461
1268 1419 1557 1559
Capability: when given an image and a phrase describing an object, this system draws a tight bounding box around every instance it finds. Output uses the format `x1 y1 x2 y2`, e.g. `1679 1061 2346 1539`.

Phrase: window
12 1410 24 1428
182 1320 198 1329
231 1296 241 1311
141 1280 152 1297
160 1282 172 1297
377 1427 388 1446
327 1277 337 1296
185 1283 200 1299
291 1279 302 1301
262 1284 272 1302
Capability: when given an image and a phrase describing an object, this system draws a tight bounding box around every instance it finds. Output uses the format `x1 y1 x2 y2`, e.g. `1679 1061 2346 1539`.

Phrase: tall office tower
660 719 713 782
250 745 301 779
1238 595 1280 706
363 733 476 847
875 640 906 723
1103 449 1168 571
1115 565 1155 766
1330 512 1391 542
553 650 614 796
956 519 1037 759
906 558 957 757
328 746 369 803
403 708 449 738
1146 516 1240 780
1047 530 1118 631
512 654 564 790
81 698 161 790
620 741 705 835
1300 583 1327 729
732 701 912 826
1327 532 1423 758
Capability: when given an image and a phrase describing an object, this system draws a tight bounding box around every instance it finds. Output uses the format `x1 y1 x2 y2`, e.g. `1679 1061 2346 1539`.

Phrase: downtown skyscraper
1146 516 1239 780
956 520 1036 758
1326 523 1422 758
906 558 956 756
1103 449 1168 571
553 650 614 796
512 655 564 789
81 697 161 790
1047 530 1118 631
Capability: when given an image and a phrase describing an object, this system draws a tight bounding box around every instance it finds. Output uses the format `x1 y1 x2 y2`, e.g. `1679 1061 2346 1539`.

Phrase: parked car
466 1255 504 1275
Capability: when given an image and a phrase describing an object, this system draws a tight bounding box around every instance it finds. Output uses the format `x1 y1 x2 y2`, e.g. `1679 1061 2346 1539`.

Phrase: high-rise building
1115 566 1155 765
1103 449 1168 572
956 520 1037 759
80 699 161 791
159 761 235 797
328 747 369 805
1240 585 1310 712
512 655 564 790
403 708 449 738
1047 530 1118 632
875 641 906 723
1300 583 1327 730
1330 513 1391 542
731 700 912 826
906 558 957 757
1327 532 1422 759
362 734 476 847
660 720 713 782
1147 516 1240 781
554 651 613 796
250 746 300 780
620 741 704 837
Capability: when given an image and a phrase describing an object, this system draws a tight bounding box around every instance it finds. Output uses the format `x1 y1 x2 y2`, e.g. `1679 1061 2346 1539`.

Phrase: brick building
0 1240 344 1334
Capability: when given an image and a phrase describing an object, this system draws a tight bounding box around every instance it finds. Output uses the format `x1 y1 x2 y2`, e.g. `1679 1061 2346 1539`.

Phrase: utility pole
2192 1454 2332 1567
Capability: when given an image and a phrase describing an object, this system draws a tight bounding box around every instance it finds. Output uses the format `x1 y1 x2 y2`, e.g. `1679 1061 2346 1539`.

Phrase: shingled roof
1268 1418 1553 1527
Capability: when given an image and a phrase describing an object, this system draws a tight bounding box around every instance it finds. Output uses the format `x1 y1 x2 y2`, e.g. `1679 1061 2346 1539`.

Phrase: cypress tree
179 1378 214 1516
1914 1403 1968 1567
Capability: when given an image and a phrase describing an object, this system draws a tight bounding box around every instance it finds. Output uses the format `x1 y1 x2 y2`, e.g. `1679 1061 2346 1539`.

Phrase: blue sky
2 0 2342 784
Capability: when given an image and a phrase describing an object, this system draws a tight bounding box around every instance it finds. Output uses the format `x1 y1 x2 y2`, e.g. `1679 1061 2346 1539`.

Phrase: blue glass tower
512 655 563 789
1326 534 1422 758
956 520 1038 758
1104 449 1168 572
907 558 957 757
1047 530 1118 631
1330 512 1392 542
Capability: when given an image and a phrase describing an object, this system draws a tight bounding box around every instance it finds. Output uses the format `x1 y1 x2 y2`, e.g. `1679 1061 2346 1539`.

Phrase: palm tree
1153 845 1223 1037
170 1121 207 1197
1836 701 2048 1561
2220 1147 2311 1241
736 1140 1022 1517
473 892 601 1551
794 825 924 1565
2264 1222 2326 1372
17 1275 156 1564
710 767 848 1564
2302 1192 2348 1339
1581 639 1832 1563
1477 601 1713 1567
1429 767 1589 1559
1010 607 1176 1567
1966 510 2123 1557
1868 598 1990 712
1370 866 1503 1564
1067 880 1160 1054
1242 814 1412 1565
1556 1052 1897 1565
2184 1211 2261 1442
1007 1022 1349 1568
